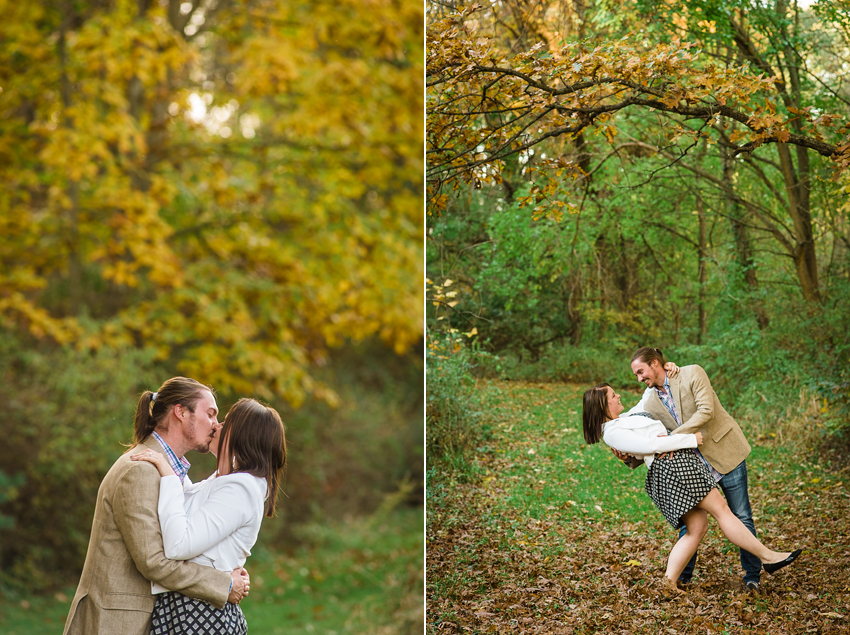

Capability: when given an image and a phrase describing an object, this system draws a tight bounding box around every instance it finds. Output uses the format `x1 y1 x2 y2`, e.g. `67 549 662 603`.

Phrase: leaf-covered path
427 381 850 634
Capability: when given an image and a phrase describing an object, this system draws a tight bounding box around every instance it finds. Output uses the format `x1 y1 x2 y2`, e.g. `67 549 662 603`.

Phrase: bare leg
665 508 708 585
695 489 791 565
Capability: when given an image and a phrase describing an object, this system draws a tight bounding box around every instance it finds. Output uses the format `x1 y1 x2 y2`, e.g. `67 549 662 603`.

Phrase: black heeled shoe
763 548 803 574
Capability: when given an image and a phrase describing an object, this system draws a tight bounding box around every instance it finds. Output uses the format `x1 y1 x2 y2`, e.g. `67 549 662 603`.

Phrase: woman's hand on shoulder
663 361 680 377
130 450 175 478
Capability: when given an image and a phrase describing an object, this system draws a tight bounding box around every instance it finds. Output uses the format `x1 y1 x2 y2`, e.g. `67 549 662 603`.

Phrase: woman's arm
112 463 233 607
157 476 256 560
604 424 698 456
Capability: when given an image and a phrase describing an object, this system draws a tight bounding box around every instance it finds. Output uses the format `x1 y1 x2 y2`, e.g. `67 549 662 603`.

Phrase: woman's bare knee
699 488 730 518
683 509 708 537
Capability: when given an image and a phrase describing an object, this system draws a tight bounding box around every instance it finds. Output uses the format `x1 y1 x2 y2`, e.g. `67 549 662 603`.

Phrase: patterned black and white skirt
644 449 717 529
151 591 247 635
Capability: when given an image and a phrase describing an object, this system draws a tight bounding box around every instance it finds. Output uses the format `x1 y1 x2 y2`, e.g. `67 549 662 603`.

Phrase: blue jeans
678 460 761 584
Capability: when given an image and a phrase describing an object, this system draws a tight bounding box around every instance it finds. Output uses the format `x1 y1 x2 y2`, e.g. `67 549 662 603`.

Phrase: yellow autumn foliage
0 0 423 405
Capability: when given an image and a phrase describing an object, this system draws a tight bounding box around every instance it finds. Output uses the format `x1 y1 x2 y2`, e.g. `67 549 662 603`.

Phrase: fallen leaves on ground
427 381 850 634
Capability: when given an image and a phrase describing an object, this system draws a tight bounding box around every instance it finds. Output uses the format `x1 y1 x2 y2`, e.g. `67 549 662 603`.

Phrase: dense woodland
427 5 850 629
0 0 423 594
426 0 850 457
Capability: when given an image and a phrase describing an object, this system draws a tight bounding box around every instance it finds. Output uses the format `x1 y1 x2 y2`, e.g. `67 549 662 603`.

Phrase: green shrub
426 333 485 466
813 369 850 436
0 332 423 594
0 332 159 592
456 281 850 453
473 342 635 387
265 341 424 545
671 291 850 446
0 472 25 530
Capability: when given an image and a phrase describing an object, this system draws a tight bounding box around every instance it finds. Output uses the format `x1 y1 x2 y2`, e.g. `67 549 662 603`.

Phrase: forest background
427 0 850 456
0 1 424 634
427 0 850 629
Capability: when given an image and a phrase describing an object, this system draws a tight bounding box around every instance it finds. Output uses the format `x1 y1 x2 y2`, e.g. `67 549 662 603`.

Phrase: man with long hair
63 377 249 635
615 348 760 592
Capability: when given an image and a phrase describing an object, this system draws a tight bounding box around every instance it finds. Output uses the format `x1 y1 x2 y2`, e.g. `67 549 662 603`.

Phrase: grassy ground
427 380 850 634
0 506 423 635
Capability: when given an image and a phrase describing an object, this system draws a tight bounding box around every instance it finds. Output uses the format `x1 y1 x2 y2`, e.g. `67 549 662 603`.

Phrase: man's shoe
745 581 760 593
763 549 803 574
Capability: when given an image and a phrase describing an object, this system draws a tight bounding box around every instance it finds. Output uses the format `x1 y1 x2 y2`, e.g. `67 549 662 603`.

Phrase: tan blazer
628 364 751 475
63 436 231 635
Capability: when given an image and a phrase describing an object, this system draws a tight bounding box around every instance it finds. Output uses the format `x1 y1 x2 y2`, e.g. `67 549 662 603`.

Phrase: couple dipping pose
583 347 802 595
63 376 286 635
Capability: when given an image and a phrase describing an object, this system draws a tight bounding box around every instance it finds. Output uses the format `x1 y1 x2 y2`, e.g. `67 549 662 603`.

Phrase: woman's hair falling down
582 383 612 445
219 398 287 517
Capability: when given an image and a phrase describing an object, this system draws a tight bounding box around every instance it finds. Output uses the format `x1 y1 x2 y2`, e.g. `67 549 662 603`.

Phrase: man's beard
194 435 213 454
187 415 214 453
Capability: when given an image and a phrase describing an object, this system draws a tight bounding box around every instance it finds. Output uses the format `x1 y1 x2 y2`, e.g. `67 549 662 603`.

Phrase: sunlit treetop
0 0 424 406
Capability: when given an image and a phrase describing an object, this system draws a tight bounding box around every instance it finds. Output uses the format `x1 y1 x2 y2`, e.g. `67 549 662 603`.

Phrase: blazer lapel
647 389 677 432
669 373 683 423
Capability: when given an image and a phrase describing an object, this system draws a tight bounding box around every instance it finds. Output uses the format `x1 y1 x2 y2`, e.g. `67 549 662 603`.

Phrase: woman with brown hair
582 383 801 594
132 397 287 634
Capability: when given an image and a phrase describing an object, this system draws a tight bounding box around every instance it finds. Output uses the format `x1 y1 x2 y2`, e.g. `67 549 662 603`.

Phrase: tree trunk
776 143 819 301
567 0 586 346
723 155 769 328
567 259 583 345
776 23 819 301
730 5 821 303
696 196 707 344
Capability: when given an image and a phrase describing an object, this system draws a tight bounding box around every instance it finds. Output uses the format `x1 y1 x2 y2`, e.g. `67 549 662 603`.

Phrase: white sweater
602 413 699 469
151 471 267 594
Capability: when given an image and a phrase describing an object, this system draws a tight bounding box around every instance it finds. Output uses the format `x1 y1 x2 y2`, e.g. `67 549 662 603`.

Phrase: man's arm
112 462 232 608
674 365 715 435
609 446 643 469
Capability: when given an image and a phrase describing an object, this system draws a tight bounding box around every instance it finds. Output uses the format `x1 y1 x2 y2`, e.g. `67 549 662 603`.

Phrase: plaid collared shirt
152 431 191 484
656 373 723 481
656 373 682 425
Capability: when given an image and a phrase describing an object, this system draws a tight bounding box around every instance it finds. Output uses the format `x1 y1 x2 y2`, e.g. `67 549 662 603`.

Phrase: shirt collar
152 431 191 483
655 371 670 395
